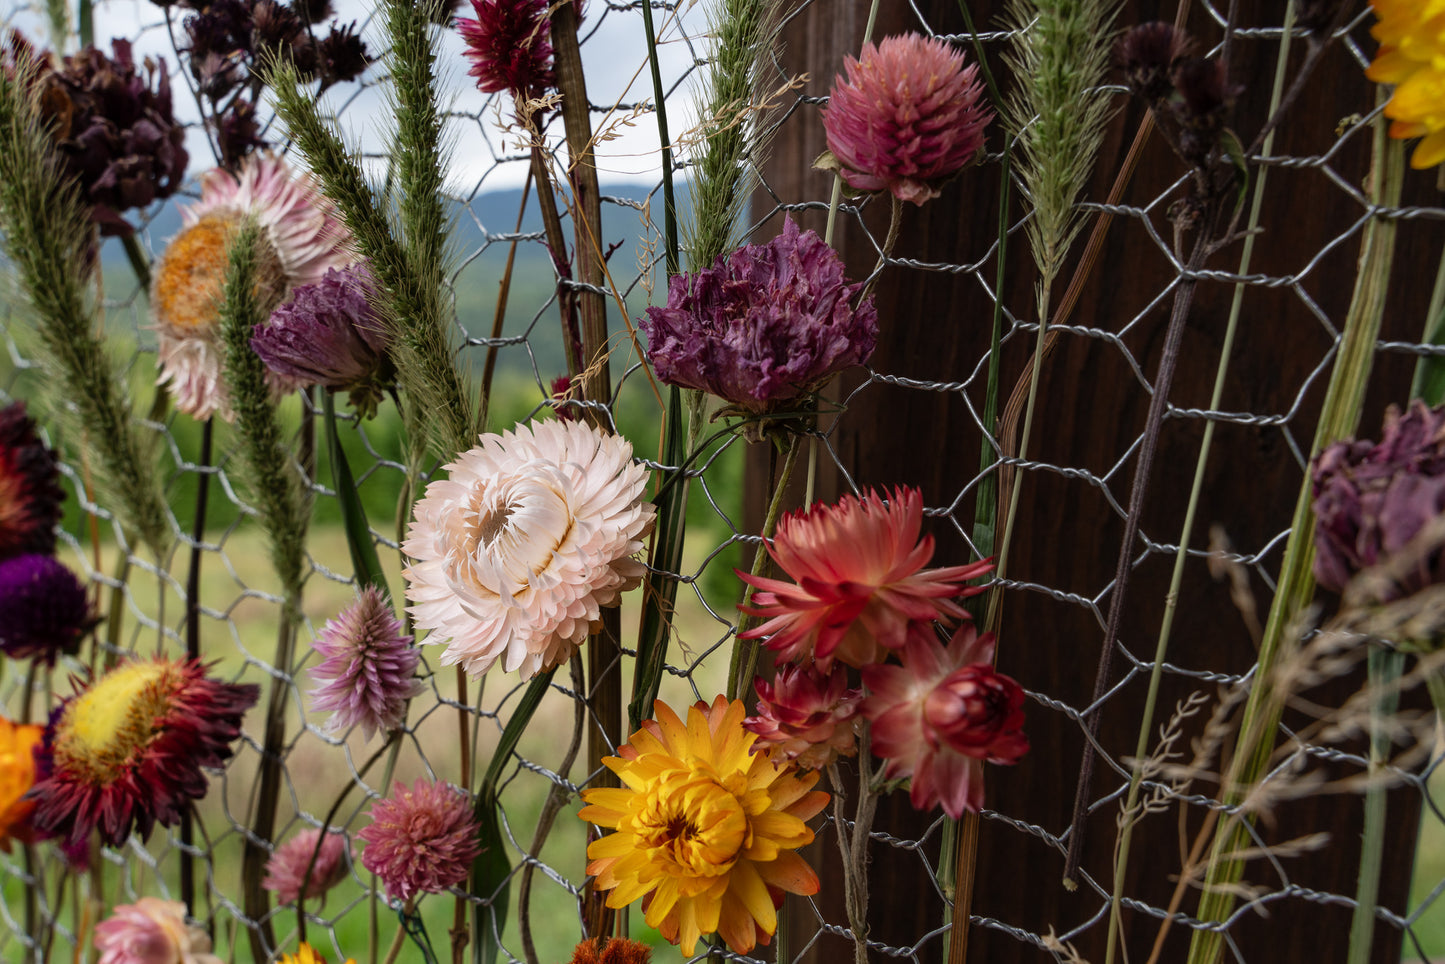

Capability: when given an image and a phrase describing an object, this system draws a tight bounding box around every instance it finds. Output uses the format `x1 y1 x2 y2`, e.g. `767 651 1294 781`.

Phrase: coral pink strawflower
745 662 862 770
822 33 991 205
358 779 482 903
263 827 351 905
738 486 992 671
862 622 1028 818
93 897 222 964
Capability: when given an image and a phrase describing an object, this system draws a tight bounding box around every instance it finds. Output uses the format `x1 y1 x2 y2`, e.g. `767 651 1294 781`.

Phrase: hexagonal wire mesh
0 0 1442 961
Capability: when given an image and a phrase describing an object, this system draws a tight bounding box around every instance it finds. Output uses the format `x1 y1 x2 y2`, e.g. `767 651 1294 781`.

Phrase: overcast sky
4 0 710 196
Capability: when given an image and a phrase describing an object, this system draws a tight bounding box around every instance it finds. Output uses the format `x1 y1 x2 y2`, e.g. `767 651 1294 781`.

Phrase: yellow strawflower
1368 0 1445 168
579 696 828 955
278 942 355 964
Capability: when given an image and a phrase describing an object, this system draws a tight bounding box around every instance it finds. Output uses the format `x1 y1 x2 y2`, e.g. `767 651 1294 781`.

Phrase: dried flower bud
1167 57 1241 164
745 662 862 769
457 0 557 100
1116 21 1190 104
316 22 371 88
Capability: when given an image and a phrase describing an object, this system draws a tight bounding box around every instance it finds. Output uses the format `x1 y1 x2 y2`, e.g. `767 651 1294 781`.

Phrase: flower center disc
631 767 748 881
56 662 174 784
153 212 289 333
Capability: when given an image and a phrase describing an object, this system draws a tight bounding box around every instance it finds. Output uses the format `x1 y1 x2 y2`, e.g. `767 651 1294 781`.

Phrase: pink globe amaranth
358 779 482 903
745 662 863 770
263 827 351 905
738 486 993 672
862 622 1028 818
822 33 991 205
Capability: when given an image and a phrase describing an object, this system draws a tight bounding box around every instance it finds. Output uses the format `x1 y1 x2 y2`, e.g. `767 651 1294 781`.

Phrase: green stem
1186 106 1405 964
639 0 678 277
821 0 882 248
1410 241 1445 405
726 435 802 699
1346 647 1405 964
1104 9 1296 960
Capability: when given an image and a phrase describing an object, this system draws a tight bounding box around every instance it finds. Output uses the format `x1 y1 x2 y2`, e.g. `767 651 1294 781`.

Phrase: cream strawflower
403 419 655 679
150 152 352 419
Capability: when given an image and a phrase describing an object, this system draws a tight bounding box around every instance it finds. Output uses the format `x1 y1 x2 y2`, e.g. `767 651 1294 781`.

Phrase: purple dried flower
215 98 267 171
316 23 371 89
0 555 91 665
263 827 350 905
821 33 991 205
457 0 556 100
0 401 63 560
30 38 188 237
1116 22 1191 104
358 779 482 903
639 217 877 415
251 264 393 417
1312 399 1445 601
308 586 422 740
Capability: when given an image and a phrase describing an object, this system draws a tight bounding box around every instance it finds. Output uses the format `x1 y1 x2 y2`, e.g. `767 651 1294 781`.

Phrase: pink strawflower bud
93 897 222 964
821 33 991 205
862 622 1028 818
263 827 351 905
745 662 862 770
738 486 993 672
309 586 424 741
358 779 482 903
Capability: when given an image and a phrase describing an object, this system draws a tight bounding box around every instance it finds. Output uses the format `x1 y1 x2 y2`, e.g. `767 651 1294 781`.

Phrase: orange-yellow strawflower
1368 0 1445 168
0 714 42 850
278 942 356 964
579 696 827 956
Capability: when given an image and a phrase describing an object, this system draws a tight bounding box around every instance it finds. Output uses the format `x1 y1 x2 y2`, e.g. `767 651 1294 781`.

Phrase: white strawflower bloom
402 418 656 679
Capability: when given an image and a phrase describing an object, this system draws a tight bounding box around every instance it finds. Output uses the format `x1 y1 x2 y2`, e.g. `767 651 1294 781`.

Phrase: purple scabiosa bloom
358 779 482 903
821 33 991 205
745 662 862 770
639 217 877 417
457 0 557 101
0 401 63 561
263 827 351 905
1313 399 1445 602
308 586 422 740
251 264 393 418
29 38 189 237
0 555 91 665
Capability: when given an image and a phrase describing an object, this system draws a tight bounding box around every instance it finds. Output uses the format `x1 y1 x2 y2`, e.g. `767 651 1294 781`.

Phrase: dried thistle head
1115 21 1190 104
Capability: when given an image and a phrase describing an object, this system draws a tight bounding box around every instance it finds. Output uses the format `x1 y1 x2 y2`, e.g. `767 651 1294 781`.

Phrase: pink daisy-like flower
263 827 351 905
862 622 1028 818
94 897 223 964
745 662 862 770
738 486 993 672
309 586 423 740
821 33 991 205
150 152 353 420
358 779 482 903
403 419 655 679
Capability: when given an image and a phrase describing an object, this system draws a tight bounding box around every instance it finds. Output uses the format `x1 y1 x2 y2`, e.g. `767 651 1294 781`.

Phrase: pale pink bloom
263 827 351 905
309 586 423 740
738 487 992 672
93 897 223 964
745 662 862 770
150 152 353 420
822 33 991 205
403 419 655 679
358 779 482 903
862 622 1028 819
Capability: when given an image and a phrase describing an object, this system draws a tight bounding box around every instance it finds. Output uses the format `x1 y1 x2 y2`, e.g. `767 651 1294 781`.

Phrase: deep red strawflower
457 0 556 101
745 662 862 770
738 486 993 671
29 658 259 847
0 401 64 560
358 779 482 902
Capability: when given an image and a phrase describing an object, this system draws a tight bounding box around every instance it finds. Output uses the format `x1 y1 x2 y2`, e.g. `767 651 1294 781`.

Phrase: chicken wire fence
0 0 1439 962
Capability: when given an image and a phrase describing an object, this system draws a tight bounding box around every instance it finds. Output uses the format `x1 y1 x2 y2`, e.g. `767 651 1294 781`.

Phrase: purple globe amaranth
1312 399 1445 601
639 217 877 415
308 586 422 741
0 554 92 665
250 263 393 418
